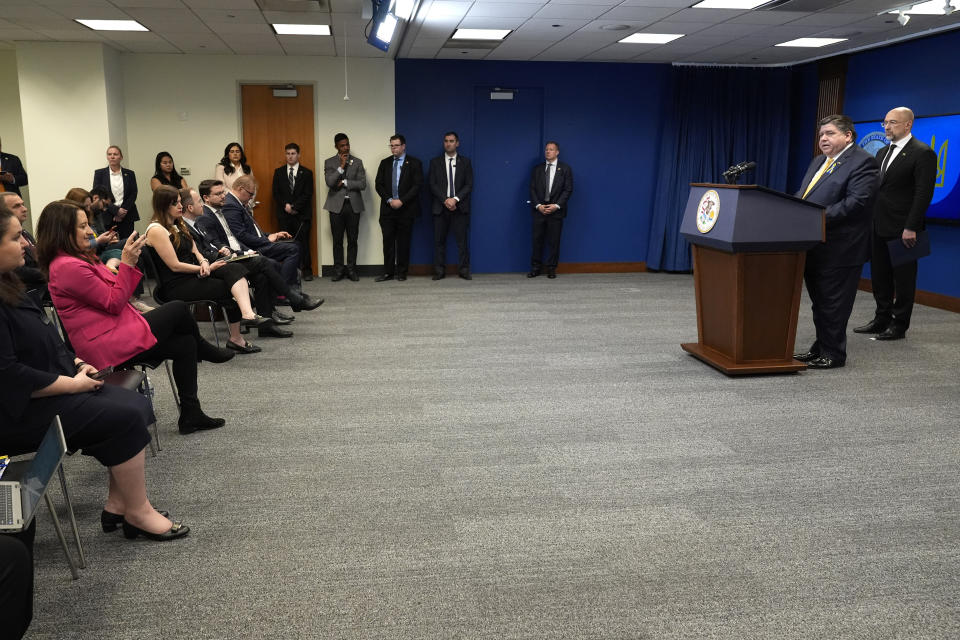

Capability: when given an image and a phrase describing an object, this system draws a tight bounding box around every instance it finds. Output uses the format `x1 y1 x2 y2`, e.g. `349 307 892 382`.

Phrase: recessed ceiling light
272 24 331 36
393 0 415 21
691 0 768 8
452 28 511 40
775 37 847 47
75 19 148 32
619 33 684 44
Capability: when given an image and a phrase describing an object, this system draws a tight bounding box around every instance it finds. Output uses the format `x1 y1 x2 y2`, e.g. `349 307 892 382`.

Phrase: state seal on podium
696 189 720 233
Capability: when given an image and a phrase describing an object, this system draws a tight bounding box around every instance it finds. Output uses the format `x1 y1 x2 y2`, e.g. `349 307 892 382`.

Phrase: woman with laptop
0 203 187 542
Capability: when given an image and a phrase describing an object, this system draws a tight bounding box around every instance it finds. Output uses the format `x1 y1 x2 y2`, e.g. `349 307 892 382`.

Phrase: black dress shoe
432 273 445 281
303 273 314 282
102 509 169 532
853 319 889 334
397 274 407 281
197 339 235 364
459 273 472 280
875 327 906 340
291 294 324 312
348 270 359 282
793 351 820 362
271 311 294 325
375 274 394 282
547 272 557 279
122 519 190 541
527 271 540 278
258 325 293 338
331 270 346 282
240 315 272 328
226 340 261 354
807 356 844 369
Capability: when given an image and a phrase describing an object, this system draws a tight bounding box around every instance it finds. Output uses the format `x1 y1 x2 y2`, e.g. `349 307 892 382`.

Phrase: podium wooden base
681 343 806 375
683 245 808 376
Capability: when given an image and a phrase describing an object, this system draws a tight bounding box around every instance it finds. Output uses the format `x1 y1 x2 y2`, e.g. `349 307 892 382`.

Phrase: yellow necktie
802 157 836 199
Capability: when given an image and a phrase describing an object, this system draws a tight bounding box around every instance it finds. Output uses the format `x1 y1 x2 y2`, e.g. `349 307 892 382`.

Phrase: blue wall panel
844 29 960 297
395 59 670 272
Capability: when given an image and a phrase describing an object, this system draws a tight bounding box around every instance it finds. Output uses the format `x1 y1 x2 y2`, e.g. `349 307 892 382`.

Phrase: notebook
0 417 68 531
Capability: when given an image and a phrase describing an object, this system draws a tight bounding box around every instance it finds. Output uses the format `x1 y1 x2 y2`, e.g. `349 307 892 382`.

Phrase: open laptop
0 417 68 531
277 222 303 243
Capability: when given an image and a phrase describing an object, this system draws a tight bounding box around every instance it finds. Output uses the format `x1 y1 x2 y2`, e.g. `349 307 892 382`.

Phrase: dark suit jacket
796 145 879 268
428 154 473 215
873 136 938 237
198 205 253 253
222 192 270 250
272 165 314 219
0 152 27 196
15 230 46 291
529 161 574 220
185 219 222 262
375 155 423 218
92 167 140 229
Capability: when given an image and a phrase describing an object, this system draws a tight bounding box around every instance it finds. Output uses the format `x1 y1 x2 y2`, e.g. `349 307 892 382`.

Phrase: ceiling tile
424 1 472 20
182 0 261 8
617 0 694 7
533 4 613 20
788 12 871 27
261 11 330 24
511 18 589 39
457 17 526 29
600 6 683 22
110 0 187 7
193 9 267 23
435 48 490 59
582 42 650 60
466 3 544 19
204 21 274 35
125 9 213 33
229 35 284 54
665 8 748 22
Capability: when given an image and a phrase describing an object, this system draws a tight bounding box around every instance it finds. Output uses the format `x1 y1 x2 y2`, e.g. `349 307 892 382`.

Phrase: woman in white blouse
214 142 254 191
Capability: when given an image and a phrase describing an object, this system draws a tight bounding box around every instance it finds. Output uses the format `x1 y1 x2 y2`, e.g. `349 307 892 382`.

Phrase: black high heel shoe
101 509 170 532
122 518 190 541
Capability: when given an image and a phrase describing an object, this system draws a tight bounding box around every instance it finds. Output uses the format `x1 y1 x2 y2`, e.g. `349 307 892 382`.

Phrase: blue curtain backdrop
646 66 794 271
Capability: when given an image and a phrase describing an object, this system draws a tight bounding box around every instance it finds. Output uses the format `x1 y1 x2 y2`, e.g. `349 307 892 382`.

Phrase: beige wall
121 53 395 268
0 48 30 218
9 44 395 267
15 42 115 225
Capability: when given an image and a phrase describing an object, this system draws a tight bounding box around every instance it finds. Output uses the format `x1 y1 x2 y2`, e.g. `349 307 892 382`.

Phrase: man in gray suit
323 133 366 281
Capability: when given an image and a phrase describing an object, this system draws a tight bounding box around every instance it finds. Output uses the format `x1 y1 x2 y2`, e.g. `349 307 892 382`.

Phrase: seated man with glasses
221 175 302 293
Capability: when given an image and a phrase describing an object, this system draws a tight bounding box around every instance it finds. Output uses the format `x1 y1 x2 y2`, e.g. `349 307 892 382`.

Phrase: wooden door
240 84 317 274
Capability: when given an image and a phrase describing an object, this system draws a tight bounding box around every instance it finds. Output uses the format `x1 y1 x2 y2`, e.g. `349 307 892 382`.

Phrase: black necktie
880 144 897 176
289 167 295 191
448 158 454 198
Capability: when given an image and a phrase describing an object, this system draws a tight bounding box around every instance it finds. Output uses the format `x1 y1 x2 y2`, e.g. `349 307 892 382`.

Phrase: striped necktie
802 157 836 199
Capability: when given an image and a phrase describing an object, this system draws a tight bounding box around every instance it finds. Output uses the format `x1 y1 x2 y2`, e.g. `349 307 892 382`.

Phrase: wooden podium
679 184 825 375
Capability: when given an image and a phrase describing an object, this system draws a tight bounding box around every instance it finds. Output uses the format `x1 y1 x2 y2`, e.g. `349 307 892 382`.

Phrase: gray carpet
23 273 960 639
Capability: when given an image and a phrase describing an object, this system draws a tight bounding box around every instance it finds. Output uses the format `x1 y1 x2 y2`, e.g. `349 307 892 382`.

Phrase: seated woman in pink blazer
36 199 234 435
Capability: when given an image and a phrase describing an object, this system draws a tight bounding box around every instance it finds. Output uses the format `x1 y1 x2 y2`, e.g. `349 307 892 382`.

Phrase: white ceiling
0 0 958 65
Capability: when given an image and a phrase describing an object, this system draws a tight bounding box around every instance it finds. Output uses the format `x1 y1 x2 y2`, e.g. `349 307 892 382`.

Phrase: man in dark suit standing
428 131 474 280
374 134 422 282
323 133 366 282
853 107 938 341
0 138 28 197
528 141 573 279
272 143 315 281
793 114 880 370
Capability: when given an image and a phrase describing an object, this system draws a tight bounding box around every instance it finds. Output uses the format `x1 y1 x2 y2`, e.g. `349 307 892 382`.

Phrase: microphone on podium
722 160 757 185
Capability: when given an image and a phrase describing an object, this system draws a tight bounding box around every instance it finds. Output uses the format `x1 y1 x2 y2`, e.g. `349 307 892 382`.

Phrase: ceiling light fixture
451 29 511 40
272 24 331 36
619 33 684 44
886 0 948 15
691 0 768 8
75 19 148 31
775 37 847 47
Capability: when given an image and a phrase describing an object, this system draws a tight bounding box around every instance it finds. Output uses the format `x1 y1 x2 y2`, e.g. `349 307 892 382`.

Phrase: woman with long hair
144 185 269 354
149 151 188 191
214 142 253 191
36 200 235 434
0 204 189 542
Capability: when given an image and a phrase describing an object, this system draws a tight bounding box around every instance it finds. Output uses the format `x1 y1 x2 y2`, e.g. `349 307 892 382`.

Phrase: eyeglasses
882 120 902 126
240 187 255 196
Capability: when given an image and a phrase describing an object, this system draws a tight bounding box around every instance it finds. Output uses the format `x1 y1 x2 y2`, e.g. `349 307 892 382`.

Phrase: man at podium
793 114 880 369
